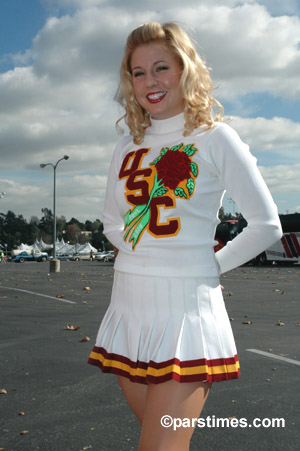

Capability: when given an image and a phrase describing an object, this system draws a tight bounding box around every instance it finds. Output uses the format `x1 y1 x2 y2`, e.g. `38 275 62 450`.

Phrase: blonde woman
88 22 282 451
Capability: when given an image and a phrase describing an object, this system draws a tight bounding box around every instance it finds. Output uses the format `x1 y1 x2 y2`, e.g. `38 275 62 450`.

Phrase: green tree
39 208 53 236
65 223 82 244
56 215 67 240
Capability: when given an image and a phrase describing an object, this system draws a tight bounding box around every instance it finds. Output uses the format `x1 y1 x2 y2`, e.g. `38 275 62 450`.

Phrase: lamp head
63 155 69 160
40 164 46 168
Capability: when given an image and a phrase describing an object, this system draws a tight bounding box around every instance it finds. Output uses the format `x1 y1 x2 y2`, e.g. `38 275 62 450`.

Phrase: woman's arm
209 124 282 274
102 143 126 249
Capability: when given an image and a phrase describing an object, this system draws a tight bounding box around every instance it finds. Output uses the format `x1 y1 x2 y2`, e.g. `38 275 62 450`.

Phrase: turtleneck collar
146 112 185 135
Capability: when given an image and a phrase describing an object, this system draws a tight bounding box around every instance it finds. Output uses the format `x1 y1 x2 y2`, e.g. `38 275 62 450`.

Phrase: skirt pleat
88 271 240 384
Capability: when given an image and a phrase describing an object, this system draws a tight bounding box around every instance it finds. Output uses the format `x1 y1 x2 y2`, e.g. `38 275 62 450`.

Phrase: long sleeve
102 140 127 249
211 124 283 274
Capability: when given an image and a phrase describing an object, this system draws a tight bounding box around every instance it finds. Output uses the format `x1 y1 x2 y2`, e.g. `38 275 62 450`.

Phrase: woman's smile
146 91 167 103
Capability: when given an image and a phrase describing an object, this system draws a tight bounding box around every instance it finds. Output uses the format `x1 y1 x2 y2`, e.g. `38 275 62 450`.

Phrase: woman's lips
146 91 167 103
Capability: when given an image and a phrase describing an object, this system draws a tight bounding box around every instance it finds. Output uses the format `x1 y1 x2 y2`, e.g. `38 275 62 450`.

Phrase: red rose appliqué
155 150 191 190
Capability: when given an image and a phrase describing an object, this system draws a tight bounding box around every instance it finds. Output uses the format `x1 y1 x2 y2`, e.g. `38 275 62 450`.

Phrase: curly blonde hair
115 22 223 144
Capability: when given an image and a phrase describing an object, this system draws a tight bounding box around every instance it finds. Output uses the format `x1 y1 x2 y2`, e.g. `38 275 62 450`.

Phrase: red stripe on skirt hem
89 346 239 368
87 346 240 384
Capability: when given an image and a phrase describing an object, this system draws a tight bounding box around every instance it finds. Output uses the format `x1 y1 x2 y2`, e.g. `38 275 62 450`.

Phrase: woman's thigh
117 375 148 425
138 379 211 451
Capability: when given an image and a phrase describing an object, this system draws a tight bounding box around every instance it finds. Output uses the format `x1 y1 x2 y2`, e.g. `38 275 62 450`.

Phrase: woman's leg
138 379 211 451
117 375 148 426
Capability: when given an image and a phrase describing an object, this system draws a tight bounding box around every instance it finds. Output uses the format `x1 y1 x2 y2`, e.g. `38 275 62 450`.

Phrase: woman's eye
133 71 144 77
156 66 168 72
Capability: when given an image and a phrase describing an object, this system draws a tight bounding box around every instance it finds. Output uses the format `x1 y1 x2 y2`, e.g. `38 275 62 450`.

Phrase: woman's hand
114 247 119 258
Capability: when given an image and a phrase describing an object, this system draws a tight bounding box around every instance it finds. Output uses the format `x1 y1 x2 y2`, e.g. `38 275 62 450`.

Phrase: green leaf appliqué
153 187 169 197
186 178 195 195
182 144 197 157
170 144 183 152
174 187 188 199
190 162 198 177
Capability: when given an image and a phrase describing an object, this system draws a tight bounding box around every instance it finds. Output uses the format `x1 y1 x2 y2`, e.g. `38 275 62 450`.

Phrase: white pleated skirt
88 271 240 384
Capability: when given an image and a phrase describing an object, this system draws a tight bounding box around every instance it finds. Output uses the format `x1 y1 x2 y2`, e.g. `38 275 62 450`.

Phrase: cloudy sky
0 0 300 223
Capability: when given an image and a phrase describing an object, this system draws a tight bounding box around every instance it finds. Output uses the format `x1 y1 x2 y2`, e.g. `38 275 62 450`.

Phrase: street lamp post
0 193 7 260
228 196 236 217
40 156 69 272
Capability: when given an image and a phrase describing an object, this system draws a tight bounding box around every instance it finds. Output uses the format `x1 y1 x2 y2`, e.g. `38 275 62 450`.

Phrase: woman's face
130 42 184 120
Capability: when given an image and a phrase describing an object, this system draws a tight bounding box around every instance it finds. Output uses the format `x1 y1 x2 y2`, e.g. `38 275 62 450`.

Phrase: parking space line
0 286 76 304
246 348 300 366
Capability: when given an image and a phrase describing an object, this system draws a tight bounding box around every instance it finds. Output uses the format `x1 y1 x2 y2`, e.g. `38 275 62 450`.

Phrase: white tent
18 243 34 251
56 243 75 255
34 238 52 251
75 242 97 254
16 240 97 256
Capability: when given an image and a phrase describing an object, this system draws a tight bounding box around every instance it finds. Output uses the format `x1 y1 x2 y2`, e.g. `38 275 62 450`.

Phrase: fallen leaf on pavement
66 323 81 331
56 294 65 299
0 389 7 394
242 321 252 325
19 411 25 416
80 336 90 342
84 287 91 292
265 378 271 382
20 430 29 435
276 321 285 326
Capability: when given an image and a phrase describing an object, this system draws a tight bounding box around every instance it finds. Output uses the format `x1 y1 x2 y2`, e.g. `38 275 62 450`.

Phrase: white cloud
230 116 300 152
169 3 300 100
0 174 107 221
259 163 300 193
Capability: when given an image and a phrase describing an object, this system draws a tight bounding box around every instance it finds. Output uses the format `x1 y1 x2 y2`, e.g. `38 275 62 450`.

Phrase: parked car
56 253 73 261
95 251 114 262
70 253 95 261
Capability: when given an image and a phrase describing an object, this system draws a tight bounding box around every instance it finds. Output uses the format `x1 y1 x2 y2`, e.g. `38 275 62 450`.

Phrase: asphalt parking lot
0 261 299 451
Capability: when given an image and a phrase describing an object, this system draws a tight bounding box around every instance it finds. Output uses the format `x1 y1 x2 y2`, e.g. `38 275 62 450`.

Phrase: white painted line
0 286 76 304
246 349 300 366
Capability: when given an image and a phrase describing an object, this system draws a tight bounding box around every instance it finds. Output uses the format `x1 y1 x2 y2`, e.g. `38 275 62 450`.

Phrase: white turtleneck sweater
103 113 282 277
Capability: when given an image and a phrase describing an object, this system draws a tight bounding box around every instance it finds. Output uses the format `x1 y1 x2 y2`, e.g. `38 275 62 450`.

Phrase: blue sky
0 0 300 221
0 1 46 63
0 0 71 71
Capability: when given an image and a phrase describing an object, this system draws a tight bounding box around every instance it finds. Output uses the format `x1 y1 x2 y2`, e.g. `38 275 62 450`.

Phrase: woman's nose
145 71 158 87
